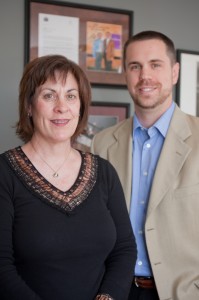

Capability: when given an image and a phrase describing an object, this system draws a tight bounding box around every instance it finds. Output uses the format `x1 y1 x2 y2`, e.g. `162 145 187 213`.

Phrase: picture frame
75 101 130 151
176 49 199 116
25 0 133 87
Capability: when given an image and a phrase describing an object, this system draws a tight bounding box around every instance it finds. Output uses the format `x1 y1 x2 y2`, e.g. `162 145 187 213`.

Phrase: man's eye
130 64 140 71
152 63 161 69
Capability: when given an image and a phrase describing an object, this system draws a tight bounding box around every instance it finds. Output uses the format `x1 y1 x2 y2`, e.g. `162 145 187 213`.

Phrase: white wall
1 0 199 152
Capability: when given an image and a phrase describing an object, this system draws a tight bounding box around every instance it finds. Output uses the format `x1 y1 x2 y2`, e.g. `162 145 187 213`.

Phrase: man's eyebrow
127 61 141 66
150 59 164 63
128 61 140 64
127 59 164 66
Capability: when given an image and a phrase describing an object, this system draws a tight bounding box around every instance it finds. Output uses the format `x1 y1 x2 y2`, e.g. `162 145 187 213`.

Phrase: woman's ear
28 106 32 118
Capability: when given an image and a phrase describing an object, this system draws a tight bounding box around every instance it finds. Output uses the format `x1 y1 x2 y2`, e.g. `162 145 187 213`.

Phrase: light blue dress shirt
130 102 175 276
93 38 103 58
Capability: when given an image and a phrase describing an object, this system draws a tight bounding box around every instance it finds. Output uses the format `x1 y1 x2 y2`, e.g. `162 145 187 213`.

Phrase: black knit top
0 147 136 300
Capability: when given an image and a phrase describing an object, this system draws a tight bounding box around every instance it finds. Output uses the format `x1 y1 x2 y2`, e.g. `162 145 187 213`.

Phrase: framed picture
75 102 130 151
25 0 133 87
176 49 199 116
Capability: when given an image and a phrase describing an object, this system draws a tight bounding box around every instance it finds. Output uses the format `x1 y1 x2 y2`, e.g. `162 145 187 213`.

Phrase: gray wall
1 0 199 152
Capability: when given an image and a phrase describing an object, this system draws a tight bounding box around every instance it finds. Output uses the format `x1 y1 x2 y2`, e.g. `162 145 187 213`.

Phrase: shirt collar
133 102 176 138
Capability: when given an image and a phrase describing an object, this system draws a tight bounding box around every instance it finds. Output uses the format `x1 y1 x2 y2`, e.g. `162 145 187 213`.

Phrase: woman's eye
66 94 76 101
43 93 56 101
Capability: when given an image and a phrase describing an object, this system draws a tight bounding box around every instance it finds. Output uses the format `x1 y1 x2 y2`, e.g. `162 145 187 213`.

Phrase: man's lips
138 86 157 94
139 86 155 91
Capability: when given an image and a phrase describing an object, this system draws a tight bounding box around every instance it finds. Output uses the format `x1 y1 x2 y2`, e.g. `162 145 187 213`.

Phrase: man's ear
173 62 180 85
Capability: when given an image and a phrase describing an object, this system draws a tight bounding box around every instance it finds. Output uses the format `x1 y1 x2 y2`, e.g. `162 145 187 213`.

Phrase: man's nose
139 66 152 80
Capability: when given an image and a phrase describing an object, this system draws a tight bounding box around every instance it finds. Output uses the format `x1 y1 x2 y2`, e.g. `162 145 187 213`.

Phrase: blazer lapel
147 107 192 216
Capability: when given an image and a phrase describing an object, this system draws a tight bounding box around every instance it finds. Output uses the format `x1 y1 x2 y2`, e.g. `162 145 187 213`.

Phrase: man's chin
135 101 158 110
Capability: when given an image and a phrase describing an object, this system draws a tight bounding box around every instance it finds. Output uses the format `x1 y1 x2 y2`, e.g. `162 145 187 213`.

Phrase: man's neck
135 101 173 128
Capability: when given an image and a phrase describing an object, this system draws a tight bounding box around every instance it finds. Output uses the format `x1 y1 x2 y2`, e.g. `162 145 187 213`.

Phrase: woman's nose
54 98 69 113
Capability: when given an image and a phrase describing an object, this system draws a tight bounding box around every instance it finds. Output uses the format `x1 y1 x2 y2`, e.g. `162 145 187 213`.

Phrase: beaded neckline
4 147 98 214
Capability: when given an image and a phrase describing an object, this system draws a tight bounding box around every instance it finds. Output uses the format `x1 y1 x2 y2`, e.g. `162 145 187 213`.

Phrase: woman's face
29 72 81 144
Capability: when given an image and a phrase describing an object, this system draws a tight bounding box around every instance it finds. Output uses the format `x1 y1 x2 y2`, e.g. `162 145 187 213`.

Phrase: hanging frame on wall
24 0 133 88
75 101 130 151
176 49 199 116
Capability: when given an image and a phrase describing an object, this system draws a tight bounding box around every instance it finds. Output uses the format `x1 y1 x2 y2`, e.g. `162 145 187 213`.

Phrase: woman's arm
96 158 137 300
0 157 42 300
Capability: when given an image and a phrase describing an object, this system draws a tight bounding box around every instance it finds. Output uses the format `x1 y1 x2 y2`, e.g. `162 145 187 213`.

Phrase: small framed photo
75 102 130 151
176 49 199 116
25 0 133 87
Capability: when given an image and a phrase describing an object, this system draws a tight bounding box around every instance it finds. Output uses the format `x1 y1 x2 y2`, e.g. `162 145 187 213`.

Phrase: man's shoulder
185 112 199 124
172 106 199 138
185 112 199 134
174 105 199 125
94 117 132 141
91 117 132 155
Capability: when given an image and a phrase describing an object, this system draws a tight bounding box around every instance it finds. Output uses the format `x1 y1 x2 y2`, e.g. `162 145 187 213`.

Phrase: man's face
124 39 179 113
97 33 102 39
106 32 111 39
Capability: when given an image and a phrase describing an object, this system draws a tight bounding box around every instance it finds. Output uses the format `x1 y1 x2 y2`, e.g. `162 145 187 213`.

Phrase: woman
0 55 136 300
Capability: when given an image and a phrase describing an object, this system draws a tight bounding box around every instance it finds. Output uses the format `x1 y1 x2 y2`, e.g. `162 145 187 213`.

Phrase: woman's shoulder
0 147 22 186
81 151 117 180
80 150 110 165
0 146 22 167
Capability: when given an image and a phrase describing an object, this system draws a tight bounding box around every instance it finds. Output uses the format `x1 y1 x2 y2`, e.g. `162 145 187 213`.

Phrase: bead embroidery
5 147 98 214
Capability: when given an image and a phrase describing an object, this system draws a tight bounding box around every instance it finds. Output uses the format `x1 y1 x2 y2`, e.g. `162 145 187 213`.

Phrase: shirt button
138 230 143 234
143 171 148 176
146 143 151 148
138 261 142 266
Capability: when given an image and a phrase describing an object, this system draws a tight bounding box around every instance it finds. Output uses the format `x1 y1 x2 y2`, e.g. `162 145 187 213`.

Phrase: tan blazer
91 105 199 300
104 39 115 61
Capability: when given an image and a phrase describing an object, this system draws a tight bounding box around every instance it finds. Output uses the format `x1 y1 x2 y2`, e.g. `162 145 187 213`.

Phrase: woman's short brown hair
16 55 91 143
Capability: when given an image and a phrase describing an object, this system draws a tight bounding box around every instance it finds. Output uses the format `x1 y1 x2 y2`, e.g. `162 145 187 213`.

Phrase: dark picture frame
75 101 130 150
176 49 199 116
25 0 133 87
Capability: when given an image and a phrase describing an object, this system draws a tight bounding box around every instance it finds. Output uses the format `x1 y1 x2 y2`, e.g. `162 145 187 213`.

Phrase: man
91 31 199 300
103 31 115 71
92 32 104 70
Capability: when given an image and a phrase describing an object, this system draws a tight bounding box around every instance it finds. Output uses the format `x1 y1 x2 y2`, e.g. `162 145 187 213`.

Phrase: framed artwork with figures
25 0 133 87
